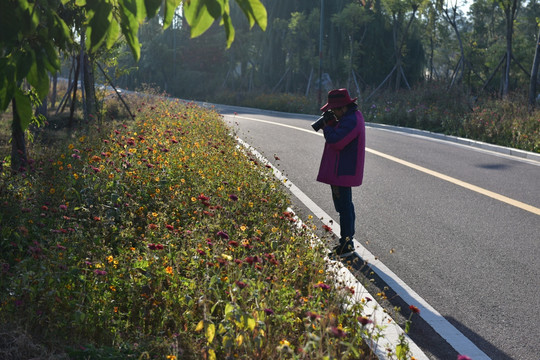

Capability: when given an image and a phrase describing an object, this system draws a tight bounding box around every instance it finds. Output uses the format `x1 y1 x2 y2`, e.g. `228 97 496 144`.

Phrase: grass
0 91 417 359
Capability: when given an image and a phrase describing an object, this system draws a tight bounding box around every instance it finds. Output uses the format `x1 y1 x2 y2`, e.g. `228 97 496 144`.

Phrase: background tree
530 25 540 108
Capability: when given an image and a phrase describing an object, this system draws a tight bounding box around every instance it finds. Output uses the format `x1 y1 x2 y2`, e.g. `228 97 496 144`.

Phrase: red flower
216 231 229 240
329 327 346 338
166 224 174 231
358 316 373 326
314 282 331 290
235 281 248 289
264 308 274 315
306 311 321 320
409 305 420 314
322 224 332 232
148 243 164 250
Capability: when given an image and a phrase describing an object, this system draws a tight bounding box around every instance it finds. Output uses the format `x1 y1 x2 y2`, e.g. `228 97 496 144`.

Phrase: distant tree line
111 0 540 107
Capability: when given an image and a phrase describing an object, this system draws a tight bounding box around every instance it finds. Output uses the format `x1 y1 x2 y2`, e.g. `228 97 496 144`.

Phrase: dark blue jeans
331 185 355 244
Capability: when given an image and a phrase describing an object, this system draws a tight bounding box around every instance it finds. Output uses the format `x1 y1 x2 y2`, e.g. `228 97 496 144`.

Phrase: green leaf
396 343 407 360
163 0 182 29
246 316 255 331
121 0 146 23
206 322 215 344
183 0 223 38
52 14 72 48
106 19 121 49
14 88 33 130
144 0 162 19
27 57 50 99
235 0 267 30
16 51 33 81
224 302 234 315
0 77 11 112
119 3 141 60
87 1 113 53
222 12 235 48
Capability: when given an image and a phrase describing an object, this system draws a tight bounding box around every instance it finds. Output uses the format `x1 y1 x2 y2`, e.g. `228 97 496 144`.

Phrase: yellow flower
165 266 173 275
73 173 79 179
68 144 74 149
166 356 177 360
49 188 55 194
280 339 290 346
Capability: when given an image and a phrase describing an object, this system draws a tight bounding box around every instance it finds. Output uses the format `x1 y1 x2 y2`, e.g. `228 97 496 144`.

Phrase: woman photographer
317 88 366 257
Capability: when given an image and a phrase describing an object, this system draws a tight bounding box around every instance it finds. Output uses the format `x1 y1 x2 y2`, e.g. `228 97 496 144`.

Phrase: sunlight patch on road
228 115 540 216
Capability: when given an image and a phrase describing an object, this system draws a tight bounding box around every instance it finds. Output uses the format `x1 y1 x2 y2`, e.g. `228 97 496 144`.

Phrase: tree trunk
51 73 58 108
36 96 48 120
11 98 27 172
69 56 80 128
529 27 540 108
502 0 518 97
83 53 98 121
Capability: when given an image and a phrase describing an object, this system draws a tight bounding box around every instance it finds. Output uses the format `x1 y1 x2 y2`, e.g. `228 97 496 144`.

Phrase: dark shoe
329 241 355 258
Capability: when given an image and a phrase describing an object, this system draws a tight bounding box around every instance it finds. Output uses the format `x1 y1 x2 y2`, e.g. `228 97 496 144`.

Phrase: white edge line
235 135 430 360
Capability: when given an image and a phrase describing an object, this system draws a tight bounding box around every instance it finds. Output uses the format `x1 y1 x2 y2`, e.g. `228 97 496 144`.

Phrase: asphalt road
214 104 540 360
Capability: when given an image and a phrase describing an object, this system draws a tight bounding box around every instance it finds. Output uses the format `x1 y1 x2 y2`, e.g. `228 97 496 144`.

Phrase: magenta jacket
316 106 366 187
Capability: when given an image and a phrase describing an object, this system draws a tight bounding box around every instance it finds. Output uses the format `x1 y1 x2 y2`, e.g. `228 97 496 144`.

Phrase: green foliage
1 0 268 139
0 0 71 117
0 93 386 358
361 84 539 153
463 95 540 152
362 83 470 133
215 91 316 114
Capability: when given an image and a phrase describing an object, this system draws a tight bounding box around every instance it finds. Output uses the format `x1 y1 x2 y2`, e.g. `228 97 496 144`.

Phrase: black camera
311 110 335 132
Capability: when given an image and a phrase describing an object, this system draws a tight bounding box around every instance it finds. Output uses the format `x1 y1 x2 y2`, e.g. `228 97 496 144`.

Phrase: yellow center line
368 149 540 216
227 115 540 216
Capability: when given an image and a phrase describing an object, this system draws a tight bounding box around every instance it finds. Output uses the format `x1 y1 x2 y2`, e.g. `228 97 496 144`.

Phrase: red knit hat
320 88 358 112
